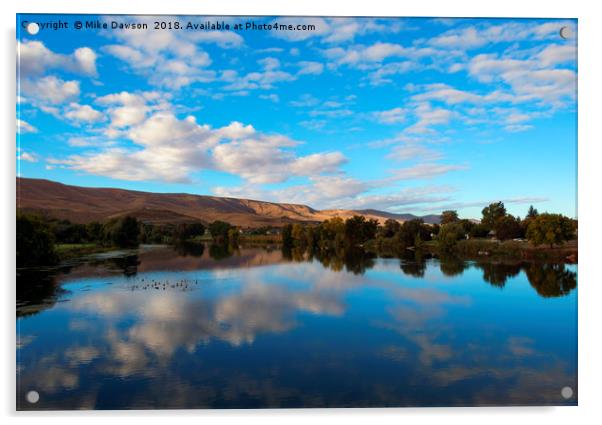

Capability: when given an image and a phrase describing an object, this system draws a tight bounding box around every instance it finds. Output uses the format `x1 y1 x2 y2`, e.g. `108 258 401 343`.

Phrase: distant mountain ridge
16 178 441 227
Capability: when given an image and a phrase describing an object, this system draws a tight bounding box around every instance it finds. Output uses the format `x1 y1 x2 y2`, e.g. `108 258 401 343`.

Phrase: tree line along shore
17 201 577 268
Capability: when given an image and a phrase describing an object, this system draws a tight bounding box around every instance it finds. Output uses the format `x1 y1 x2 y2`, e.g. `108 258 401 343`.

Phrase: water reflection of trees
173 242 205 257
399 250 429 278
285 247 576 298
438 255 468 277
106 255 140 277
311 247 376 275
524 263 577 297
474 262 522 288
208 244 237 260
17 246 578 320
17 269 69 317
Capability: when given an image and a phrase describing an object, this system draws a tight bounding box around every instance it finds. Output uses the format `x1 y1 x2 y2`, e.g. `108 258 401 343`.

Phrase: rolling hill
16 178 440 227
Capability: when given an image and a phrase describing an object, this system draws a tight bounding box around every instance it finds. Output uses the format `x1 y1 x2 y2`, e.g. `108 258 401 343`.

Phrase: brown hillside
16 178 436 227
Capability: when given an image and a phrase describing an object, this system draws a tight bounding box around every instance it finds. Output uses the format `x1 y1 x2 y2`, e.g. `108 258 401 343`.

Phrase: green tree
17 213 59 267
526 213 575 248
319 217 345 249
227 227 240 245
282 224 294 248
527 205 539 219
379 218 401 238
345 215 367 246
396 219 430 246
291 223 306 246
481 201 507 229
104 216 140 248
208 220 233 244
173 222 205 242
469 222 490 238
437 223 465 251
86 222 103 243
493 214 522 241
440 210 459 225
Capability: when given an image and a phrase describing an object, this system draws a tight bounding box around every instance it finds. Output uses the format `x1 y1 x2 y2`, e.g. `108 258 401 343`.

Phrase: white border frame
3 1 601 424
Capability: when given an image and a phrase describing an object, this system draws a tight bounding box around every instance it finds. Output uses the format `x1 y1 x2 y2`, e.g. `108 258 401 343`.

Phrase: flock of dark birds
127 277 202 292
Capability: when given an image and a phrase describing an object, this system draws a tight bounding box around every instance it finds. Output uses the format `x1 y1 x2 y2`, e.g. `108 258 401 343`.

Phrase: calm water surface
16 245 577 409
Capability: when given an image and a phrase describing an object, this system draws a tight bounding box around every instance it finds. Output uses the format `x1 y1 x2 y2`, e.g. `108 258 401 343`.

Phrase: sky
16 15 577 219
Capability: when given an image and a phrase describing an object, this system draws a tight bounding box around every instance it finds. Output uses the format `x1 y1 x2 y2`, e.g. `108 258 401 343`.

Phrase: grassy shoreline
54 243 119 260
365 238 577 263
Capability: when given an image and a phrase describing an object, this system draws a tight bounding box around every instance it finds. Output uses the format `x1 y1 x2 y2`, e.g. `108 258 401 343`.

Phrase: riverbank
365 238 578 263
55 243 118 260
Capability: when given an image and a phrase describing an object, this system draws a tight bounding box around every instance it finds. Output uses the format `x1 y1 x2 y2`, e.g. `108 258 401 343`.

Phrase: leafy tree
437 223 465 251
469 223 490 238
282 224 294 248
493 214 522 241
86 222 103 243
318 217 345 249
527 205 539 219
173 222 205 242
104 216 140 248
458 219 476 235
440 210 459 225
396 219 430 246
526 213 575 248
430 223 440 236
17 213 59 267
344 215 377 245
208 220 233 243
291 223 306 246
54 220 89 244
227 227 240 245
481 201 507 229
379 218 401 238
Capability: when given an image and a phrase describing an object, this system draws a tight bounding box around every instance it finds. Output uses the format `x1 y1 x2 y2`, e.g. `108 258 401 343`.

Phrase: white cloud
96 91 170 129
324 42 407 67
102 16 216 89
128 113 213 147
537 44 577 67
289 94 320 108
405 103 454 134
17 119 37 134
297 61 324 76
213 175 368 209
373 107 408 124
53 112 347 185
468 53 576 106
390 163 467 180
212 134 346 184
18 41 98 77
412 84 484 105
367 61 414 85
290 152 347 176
270 17 404 44
259 93 280 103
64 103 104 123
17 150 38 162
428 21 574 50
188 30 244 48
21 76 80 104
336 186 454 211
222 58 296 91
386 145 443 162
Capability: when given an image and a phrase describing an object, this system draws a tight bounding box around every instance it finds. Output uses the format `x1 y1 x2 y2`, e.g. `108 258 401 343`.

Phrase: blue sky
16 15 577 219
